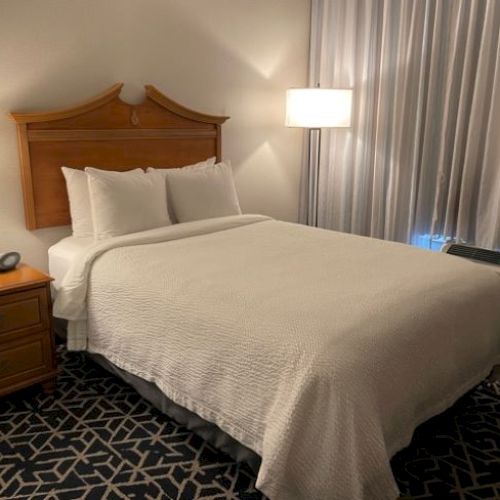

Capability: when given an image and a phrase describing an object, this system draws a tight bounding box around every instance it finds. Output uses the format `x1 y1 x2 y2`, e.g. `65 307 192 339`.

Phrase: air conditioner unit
442 243 500 390
441 242 500 269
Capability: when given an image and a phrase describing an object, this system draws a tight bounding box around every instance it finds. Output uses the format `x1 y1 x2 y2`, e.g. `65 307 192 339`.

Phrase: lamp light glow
285 88 353 128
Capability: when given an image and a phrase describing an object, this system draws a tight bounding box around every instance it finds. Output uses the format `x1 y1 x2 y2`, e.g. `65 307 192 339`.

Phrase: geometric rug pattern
392 380 500 499
0 348 264 500
1 347 499 499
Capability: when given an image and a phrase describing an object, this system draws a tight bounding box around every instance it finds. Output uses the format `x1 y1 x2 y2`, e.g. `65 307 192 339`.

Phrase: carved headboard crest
9 83 229 229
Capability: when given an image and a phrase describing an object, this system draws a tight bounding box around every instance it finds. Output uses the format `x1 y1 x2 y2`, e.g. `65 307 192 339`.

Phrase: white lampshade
285 88 353 128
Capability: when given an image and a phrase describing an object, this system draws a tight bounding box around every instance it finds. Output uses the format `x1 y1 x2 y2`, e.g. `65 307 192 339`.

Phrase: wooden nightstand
0 264 58 397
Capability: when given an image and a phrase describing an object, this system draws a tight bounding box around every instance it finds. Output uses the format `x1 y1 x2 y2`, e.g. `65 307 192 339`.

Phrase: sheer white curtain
303 0 500 249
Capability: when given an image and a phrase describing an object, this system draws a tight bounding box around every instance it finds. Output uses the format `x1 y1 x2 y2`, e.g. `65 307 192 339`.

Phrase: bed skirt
53 318 261 475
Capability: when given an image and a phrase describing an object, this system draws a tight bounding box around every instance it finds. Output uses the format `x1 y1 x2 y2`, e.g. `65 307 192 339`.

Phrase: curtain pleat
306 0 500 250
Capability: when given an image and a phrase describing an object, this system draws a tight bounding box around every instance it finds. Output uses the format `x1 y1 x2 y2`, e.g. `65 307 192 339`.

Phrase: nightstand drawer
0 332 52 386
0 287 49 336
0 265 56 397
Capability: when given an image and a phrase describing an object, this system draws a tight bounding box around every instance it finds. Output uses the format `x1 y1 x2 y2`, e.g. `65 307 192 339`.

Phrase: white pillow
165 161 242 223
61 167 144 238
86 168 171 239
148 157 216 177
61 167 94 238
147 157 216 221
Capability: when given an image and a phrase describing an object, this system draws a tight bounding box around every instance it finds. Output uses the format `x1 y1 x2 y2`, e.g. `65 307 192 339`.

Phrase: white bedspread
54 215 500 500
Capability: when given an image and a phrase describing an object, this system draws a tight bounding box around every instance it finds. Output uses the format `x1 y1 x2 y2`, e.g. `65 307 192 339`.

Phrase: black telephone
0 252 21 272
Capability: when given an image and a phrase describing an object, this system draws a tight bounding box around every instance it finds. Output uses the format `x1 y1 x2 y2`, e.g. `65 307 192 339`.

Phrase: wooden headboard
9 83 229 229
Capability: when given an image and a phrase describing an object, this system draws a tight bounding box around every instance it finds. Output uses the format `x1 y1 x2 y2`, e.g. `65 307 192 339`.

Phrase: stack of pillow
61 158 242 240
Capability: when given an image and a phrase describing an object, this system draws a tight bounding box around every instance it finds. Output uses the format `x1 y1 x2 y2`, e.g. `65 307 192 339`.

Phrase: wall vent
441 243 500 266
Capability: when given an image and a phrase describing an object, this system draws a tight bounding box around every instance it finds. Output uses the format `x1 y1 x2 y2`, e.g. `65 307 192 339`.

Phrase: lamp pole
308 128 321 227
285 87 353 227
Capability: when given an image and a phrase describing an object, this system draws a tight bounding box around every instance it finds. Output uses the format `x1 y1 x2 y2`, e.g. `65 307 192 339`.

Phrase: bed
10 84 500 500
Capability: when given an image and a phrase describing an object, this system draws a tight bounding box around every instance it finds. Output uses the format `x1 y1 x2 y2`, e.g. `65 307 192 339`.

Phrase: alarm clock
0 251 21 272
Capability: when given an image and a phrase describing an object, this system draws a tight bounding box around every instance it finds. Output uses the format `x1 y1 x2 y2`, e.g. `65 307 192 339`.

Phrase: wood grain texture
0 265 57 398
0 264 52 292
27 129 217 141
0 288 48 336
9 83 123 124
9 84 229 229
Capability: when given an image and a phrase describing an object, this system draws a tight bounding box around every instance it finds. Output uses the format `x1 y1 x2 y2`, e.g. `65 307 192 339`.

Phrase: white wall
0 0 310 270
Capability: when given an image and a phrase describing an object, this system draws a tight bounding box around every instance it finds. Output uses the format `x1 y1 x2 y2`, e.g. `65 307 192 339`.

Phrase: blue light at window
412 234 450 252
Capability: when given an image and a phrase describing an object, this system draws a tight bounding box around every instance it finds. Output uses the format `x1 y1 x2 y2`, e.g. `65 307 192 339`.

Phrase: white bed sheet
53 215 500 499
48 236 94 289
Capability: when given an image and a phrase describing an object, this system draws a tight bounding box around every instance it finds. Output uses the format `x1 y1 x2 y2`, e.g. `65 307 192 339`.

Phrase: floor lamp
286 88 353 227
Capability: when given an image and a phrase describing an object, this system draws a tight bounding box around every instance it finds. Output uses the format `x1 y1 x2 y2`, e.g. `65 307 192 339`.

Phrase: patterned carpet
0 347 499 499
392 380 500 499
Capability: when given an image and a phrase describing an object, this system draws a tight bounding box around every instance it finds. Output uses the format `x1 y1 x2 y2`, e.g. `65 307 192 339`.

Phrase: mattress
48 236 94 290
53 215 500 499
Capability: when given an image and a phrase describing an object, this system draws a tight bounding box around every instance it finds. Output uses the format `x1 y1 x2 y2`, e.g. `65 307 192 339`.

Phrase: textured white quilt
54 215 500 500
